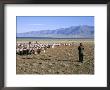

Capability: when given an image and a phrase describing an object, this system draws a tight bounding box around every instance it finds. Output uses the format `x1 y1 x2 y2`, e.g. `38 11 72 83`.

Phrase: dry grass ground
16 39 94 74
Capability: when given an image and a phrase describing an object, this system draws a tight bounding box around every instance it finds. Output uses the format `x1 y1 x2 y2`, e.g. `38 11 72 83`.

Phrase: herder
78 43 84 63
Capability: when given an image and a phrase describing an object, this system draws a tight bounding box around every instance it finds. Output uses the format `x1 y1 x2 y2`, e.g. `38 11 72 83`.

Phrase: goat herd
16 41 74 55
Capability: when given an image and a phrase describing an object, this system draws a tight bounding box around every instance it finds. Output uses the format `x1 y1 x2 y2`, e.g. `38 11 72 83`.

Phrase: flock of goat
16 41 74 55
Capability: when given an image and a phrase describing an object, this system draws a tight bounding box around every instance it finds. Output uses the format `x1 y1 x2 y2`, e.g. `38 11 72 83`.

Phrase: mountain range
17 25 94 38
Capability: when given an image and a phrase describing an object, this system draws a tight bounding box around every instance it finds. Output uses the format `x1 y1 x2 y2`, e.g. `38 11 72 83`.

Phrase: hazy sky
16 16 94 33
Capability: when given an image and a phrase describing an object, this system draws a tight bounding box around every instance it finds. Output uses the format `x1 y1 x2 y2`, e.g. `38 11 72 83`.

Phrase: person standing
78 43 84 63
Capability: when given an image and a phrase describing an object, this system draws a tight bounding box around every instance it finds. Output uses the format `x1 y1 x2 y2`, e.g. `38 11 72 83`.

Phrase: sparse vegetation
16 39 94 74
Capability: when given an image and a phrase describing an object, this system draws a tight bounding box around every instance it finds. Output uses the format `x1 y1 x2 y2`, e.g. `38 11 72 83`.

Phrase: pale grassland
17 39 94 44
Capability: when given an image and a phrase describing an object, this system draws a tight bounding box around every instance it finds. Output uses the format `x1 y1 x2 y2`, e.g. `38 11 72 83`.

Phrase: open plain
16 39 94 74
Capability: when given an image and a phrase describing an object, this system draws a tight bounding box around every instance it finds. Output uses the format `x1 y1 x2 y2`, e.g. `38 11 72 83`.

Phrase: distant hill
17 25 94 38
